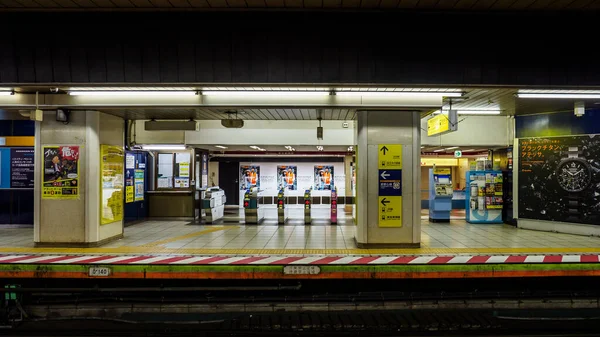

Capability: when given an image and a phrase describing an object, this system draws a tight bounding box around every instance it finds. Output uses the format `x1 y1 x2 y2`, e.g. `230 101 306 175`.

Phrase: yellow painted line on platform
0 246 599 256
140 226 234 247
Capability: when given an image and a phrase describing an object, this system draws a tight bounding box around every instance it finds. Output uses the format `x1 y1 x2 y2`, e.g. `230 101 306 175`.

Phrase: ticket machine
428 166 453 222
202 187 226 223
330 187 338 224
303 188 312 224
243 187 264 224
277 188 288 225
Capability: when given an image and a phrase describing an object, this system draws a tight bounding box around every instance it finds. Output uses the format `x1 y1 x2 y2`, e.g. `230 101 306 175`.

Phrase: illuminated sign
427 111 458 136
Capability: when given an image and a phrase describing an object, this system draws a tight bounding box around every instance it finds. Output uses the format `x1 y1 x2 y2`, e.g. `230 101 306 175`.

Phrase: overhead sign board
427 110 458 136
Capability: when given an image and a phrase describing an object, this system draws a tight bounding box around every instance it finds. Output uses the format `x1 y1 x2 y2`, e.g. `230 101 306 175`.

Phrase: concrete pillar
34 111 124 247
355 110 421 248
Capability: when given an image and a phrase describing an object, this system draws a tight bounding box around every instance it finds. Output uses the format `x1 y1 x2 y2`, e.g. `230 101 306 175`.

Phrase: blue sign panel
378 169 402 196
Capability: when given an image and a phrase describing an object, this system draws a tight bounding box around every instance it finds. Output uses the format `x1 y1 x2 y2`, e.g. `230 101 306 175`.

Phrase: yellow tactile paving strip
0 246 600 256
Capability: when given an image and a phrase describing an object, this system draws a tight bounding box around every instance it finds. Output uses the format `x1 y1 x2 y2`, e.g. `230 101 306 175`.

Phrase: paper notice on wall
126 153 135 170
157 177 171 188
179 162 190 177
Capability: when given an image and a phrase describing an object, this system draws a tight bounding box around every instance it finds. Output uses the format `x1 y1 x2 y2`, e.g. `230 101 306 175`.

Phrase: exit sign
454 150 462 158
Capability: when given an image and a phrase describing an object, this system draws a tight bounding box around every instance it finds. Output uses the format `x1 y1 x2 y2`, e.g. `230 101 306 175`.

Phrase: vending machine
465 170 503 224
428 166 453 222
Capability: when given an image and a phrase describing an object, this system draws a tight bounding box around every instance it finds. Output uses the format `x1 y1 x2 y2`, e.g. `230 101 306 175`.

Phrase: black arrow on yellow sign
380 198 390 206
380 146 389 155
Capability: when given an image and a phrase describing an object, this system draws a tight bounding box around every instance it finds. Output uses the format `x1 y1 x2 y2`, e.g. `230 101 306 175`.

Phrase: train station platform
0 216 599 280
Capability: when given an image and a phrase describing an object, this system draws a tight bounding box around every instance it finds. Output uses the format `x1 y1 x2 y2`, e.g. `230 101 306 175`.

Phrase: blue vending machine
428 166 453 222
465 170 503 224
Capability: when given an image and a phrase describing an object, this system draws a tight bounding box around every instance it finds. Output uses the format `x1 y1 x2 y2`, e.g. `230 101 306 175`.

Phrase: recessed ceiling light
316 146 324 151
215 145 228 149
433 149 445 152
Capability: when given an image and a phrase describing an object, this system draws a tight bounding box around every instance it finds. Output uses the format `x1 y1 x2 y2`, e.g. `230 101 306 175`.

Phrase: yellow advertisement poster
126 186 134 203
42 146 80 199
100 145 124 225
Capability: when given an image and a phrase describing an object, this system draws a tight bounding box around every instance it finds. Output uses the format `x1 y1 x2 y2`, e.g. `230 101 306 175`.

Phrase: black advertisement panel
10 148 34 188
519 135 600 225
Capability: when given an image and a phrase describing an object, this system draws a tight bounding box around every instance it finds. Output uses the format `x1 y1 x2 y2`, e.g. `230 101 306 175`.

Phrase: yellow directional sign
378 144 402 169
378 196 402 227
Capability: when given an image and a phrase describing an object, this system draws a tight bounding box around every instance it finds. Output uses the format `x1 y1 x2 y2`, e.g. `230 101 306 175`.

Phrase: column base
34 233 124 248
355 237 421 249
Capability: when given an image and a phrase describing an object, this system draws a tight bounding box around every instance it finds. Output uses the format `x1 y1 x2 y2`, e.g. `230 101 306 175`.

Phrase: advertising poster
10 148 34 188
314 165 334 190
201 154 208 188
519 135 600 225
240 165 260 190
277 165 297 190
100 145 124 225
134 169 144 201
42 145 80 199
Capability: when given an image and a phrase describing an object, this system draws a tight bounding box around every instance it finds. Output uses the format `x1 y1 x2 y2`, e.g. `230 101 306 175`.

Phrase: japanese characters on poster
42 146 80 199
240 165 260 190
125 153 135 203
519 135 600 225
10 148 34 188
100 145 124 225
134 169 144 201
277 165 297 190
314 165 334 190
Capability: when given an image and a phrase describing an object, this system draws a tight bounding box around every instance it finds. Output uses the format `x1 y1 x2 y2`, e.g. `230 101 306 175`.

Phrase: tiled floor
1 217 600 251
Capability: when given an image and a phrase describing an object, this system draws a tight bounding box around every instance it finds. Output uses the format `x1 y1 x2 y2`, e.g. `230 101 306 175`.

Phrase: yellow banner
433 167 451 175
126 185 134 203
100 145 124 225
378 144 402 169
378 196 402 227
427 114 450 136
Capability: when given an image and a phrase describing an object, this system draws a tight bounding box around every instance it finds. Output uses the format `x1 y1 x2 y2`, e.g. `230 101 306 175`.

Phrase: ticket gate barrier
304 188 312 224
330 187 338 224
202 187 226 223
277 188 288 225
244 187 264 224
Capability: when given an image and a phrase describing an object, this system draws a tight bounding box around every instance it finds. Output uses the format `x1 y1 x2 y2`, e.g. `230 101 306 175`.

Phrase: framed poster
314 165 334 190
277 165 297 190
134 169 145 201
42 145 80 199
240 165 260 190
125 153 135 203
519 135 600 225
100 145 124 225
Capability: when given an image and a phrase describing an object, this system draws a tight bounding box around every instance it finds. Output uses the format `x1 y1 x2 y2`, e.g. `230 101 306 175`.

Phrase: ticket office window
156 152 192 189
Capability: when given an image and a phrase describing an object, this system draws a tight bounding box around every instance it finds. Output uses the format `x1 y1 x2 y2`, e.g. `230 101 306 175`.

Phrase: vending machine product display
428 166 453 222
465 170 503 224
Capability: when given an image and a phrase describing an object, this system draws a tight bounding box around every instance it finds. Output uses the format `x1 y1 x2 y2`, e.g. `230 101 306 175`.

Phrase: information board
377 144 403 227
10 148 34 188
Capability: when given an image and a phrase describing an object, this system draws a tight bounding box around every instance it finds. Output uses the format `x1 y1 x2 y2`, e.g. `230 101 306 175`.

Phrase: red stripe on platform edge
268 257 305 265
190 256 231 264
388 256 418 264
230 256 270 265
37 256 84 263
505 255 527 263
349 256 380 265
428 256 454 264
543 255 563 263
149 256 195 265
1 256 43 263
69 255 119 264
309 257 343 265
581 255 600 263
110 256 155 264
467 256 491 264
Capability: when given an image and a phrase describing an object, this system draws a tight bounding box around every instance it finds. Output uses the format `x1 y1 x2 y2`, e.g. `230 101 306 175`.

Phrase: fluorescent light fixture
336 91 463 98
316 146 324 151
348 146 354 151
203 91 330 97
517 90 600 99
433 149 446 152
69 91 197 96
214 145 228 149
446 146 459 150
250 145 267 151
0 90 14 96
456 110 502 115
142 144 187 150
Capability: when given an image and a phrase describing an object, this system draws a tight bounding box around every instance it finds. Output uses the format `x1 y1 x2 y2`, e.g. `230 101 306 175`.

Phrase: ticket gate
303 188 312 224
277 188 288 225
243 187 264 224
330 187 338 224
202 187 226 223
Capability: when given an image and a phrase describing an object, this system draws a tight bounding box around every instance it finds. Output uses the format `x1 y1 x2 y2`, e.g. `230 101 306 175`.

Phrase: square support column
34 111 124 247
355 110 421 248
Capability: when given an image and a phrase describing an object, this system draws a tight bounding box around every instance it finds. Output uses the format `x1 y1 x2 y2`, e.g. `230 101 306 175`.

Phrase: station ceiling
0 0 597 11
